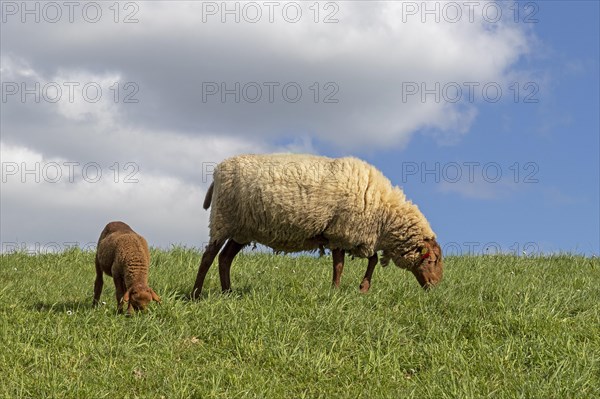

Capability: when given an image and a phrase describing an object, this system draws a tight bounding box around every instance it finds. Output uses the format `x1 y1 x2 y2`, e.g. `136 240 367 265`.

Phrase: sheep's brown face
411 238 443 289
384 238 444 289
124 286 161 314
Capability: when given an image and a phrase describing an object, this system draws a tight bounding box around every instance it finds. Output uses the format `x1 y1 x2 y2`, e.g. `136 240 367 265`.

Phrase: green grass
0 248 599 398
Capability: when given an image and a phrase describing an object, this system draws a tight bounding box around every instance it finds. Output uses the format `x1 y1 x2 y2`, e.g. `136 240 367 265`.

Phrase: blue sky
365 1 600 255
1 1 598 255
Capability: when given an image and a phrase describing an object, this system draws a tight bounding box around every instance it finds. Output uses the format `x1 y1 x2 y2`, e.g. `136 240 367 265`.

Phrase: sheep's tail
203 182 214 210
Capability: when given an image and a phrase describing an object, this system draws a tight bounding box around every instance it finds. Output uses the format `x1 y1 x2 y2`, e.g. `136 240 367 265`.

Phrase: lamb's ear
122 290 130 303
150 288 161 303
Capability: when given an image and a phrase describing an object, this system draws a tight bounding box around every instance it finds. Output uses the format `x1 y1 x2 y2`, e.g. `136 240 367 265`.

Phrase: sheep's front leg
359 254 378 293
92 257 104 307
114 275 126 314
331 249 345 288
191 240 226 299
218 239 244 293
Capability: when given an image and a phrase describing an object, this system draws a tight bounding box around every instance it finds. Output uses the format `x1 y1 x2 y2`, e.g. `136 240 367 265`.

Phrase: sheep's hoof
190 288 203 300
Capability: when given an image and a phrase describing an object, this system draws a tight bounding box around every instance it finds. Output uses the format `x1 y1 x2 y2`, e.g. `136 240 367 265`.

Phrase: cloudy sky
1 1 598 255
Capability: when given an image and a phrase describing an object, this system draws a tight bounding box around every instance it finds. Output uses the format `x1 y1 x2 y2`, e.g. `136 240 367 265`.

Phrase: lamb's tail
203 182 214 210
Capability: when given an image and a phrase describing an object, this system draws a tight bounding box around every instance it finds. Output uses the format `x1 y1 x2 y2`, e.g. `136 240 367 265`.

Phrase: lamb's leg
359 253 378 293
114 275 126 314
191 239 226 299
331 248 345 288
218 239 244 293
92 256 104 307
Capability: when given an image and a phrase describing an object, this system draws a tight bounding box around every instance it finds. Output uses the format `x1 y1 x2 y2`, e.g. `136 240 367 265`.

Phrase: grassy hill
1 249 598 398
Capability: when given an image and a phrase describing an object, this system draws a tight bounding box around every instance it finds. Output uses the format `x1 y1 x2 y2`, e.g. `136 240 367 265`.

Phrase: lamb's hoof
359 281 370 293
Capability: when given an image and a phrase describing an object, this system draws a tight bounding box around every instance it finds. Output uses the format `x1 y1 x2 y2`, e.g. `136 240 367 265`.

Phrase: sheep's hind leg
359 254 378 293
92 257 104 307
331 249 345 288
191 239 226 299
218 239 245 293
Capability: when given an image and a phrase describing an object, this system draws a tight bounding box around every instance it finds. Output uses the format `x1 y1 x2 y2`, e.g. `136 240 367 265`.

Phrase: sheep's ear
150 288 161 303
122 290 130 303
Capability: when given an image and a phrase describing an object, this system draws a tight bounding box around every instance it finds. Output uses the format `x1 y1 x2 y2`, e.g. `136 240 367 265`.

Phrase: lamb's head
123 284 161 314
381 238 443 289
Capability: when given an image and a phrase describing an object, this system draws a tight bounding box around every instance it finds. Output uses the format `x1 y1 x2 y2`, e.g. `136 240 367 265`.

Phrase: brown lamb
93 221 160 314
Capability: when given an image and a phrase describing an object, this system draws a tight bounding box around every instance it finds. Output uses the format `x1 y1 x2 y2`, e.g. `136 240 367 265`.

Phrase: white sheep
93 221 160 314
191 154 443 298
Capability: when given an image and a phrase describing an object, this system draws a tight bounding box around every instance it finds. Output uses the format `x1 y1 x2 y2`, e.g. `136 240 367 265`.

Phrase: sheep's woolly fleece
205 154 436 268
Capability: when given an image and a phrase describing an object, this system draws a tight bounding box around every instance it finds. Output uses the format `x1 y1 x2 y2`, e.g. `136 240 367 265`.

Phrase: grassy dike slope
1 249 598 398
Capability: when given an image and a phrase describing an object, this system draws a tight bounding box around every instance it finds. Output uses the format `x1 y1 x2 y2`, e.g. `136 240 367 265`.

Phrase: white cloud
0 117 312 250
1 1 534 150
0 1 538 249
438 178 520 200
0 142 199 249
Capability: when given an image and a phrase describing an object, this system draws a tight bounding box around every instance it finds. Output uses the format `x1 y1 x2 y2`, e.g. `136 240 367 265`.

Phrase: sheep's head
382 238 443 289
410 238 443 289
123 285 161 314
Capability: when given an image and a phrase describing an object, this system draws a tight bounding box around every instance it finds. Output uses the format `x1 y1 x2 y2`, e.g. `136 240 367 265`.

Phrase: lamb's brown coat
192 154 443 297
93 221 160 314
